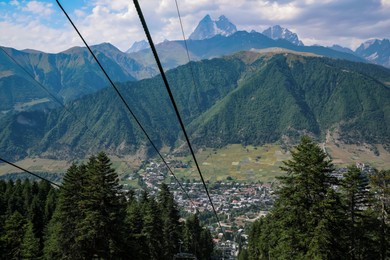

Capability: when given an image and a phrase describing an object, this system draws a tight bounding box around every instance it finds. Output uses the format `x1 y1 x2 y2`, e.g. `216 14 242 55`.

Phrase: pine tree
125 197 148 260
2 211 26 259
44 188 57 224
56 163 87 259
76 152 126 258
249 136 346 259
42 210 62 260
199 228 214 260
183 214 204 259
369 169 390 260
142 196 163 260
21 220 40 259
158 183 181 260
340 165 372 259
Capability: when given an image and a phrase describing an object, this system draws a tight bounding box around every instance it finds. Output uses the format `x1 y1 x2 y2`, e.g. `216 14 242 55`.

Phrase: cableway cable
174 0 210 182
133 0 223 229
55 0 195 209
1 46 178 198
174 0 199 94
0 157 62 189
0 46 102 144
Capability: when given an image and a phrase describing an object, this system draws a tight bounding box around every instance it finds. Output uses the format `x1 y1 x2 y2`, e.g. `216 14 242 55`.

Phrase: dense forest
0 152 213 259
1 139 389 259
242 137 390 260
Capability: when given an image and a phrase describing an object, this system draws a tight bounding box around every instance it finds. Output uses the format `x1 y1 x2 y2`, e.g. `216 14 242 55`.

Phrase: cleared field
325 143 390 169
2 143 390 183
173 142 390 183
0 158 71 174
14 98 51 111
0 155 139 176
173 144 291 182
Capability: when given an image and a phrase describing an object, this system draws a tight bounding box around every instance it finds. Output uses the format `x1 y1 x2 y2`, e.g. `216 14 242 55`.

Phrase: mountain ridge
1 51 389 161
262 25 304 46
189 14 237 40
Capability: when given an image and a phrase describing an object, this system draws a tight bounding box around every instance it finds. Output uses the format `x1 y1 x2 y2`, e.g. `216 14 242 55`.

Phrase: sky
1 0 390 53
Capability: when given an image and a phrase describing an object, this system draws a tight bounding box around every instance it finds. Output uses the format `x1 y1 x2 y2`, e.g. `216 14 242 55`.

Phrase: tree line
243 136 390 260
0 152 213 259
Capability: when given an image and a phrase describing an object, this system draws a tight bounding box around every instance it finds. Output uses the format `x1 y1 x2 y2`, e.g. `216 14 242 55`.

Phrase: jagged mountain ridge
355 38 390 68
0 43 155 111
1 50 389 161
1 28 365 112
189 15 237 40
126 40 149 53
262 25 304 46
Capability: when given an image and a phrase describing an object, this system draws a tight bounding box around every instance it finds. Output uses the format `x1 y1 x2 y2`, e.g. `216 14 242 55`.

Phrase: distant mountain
189 15 237 40
355 39 390 68
1 50 389 161
128 30 364 73
126 40 149 53
330 44 355 55
262 25 304 46
0 43 155 111
0 31 366 112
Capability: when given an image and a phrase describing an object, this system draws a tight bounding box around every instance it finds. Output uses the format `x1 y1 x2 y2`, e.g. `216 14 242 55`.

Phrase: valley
2 142 390 184
1 5 390 259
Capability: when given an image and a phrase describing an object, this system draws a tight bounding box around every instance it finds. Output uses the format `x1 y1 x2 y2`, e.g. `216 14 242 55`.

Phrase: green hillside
189 52 390 147
0 45 142 111
0 50 389 161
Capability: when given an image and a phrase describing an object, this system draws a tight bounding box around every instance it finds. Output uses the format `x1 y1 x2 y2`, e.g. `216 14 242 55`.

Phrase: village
123 159 376 259
124 159 277 258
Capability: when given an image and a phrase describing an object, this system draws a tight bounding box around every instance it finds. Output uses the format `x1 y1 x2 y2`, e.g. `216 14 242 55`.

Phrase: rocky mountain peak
355 38 390 67
262 25 304 46
189 14 237 40
126 40 149 53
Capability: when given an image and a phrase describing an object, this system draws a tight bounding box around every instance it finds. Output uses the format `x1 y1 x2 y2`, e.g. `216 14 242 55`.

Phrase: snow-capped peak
355 38 390 68
189 14 237 40
262 25 304 46
126 40 149 53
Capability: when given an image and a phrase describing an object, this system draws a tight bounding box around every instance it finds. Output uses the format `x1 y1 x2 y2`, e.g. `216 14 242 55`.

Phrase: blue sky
1 0 390 53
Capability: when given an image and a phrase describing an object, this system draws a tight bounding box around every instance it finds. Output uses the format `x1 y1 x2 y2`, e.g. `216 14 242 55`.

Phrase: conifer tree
42 210 62 260
369 169 390 260
56 163 87 259
249 136 346 259
158 183 181 259
341 165 372 259
21 220 40 259
2 211 25 259
199 228 214 260
142 196 163 260
125 197 148 259
183 214 203 258
76 152 126 258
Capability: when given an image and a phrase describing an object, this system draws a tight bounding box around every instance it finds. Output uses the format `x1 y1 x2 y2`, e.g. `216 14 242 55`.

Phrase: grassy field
170 143 390 183
0 155 139 176
14 98 50 111
172 144 290 182
1 143 390 183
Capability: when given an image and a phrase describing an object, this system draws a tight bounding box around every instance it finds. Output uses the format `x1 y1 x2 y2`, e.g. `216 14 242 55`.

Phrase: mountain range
262 25 304 46
189 15 237 40
0 15 368 112
1 49 389 161
1 14 390 161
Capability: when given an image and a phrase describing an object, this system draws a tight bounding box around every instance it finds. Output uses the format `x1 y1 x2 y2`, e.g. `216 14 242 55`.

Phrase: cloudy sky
1 0 390 53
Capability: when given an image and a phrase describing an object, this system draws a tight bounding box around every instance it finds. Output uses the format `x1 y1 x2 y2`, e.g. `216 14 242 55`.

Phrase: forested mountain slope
1 50 389 161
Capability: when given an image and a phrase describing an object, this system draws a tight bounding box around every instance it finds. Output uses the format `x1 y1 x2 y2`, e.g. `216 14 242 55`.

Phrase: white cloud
10 0 20 7
22 1 54 16
0 20 82 53
381 0 390 6
1 0 390 52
